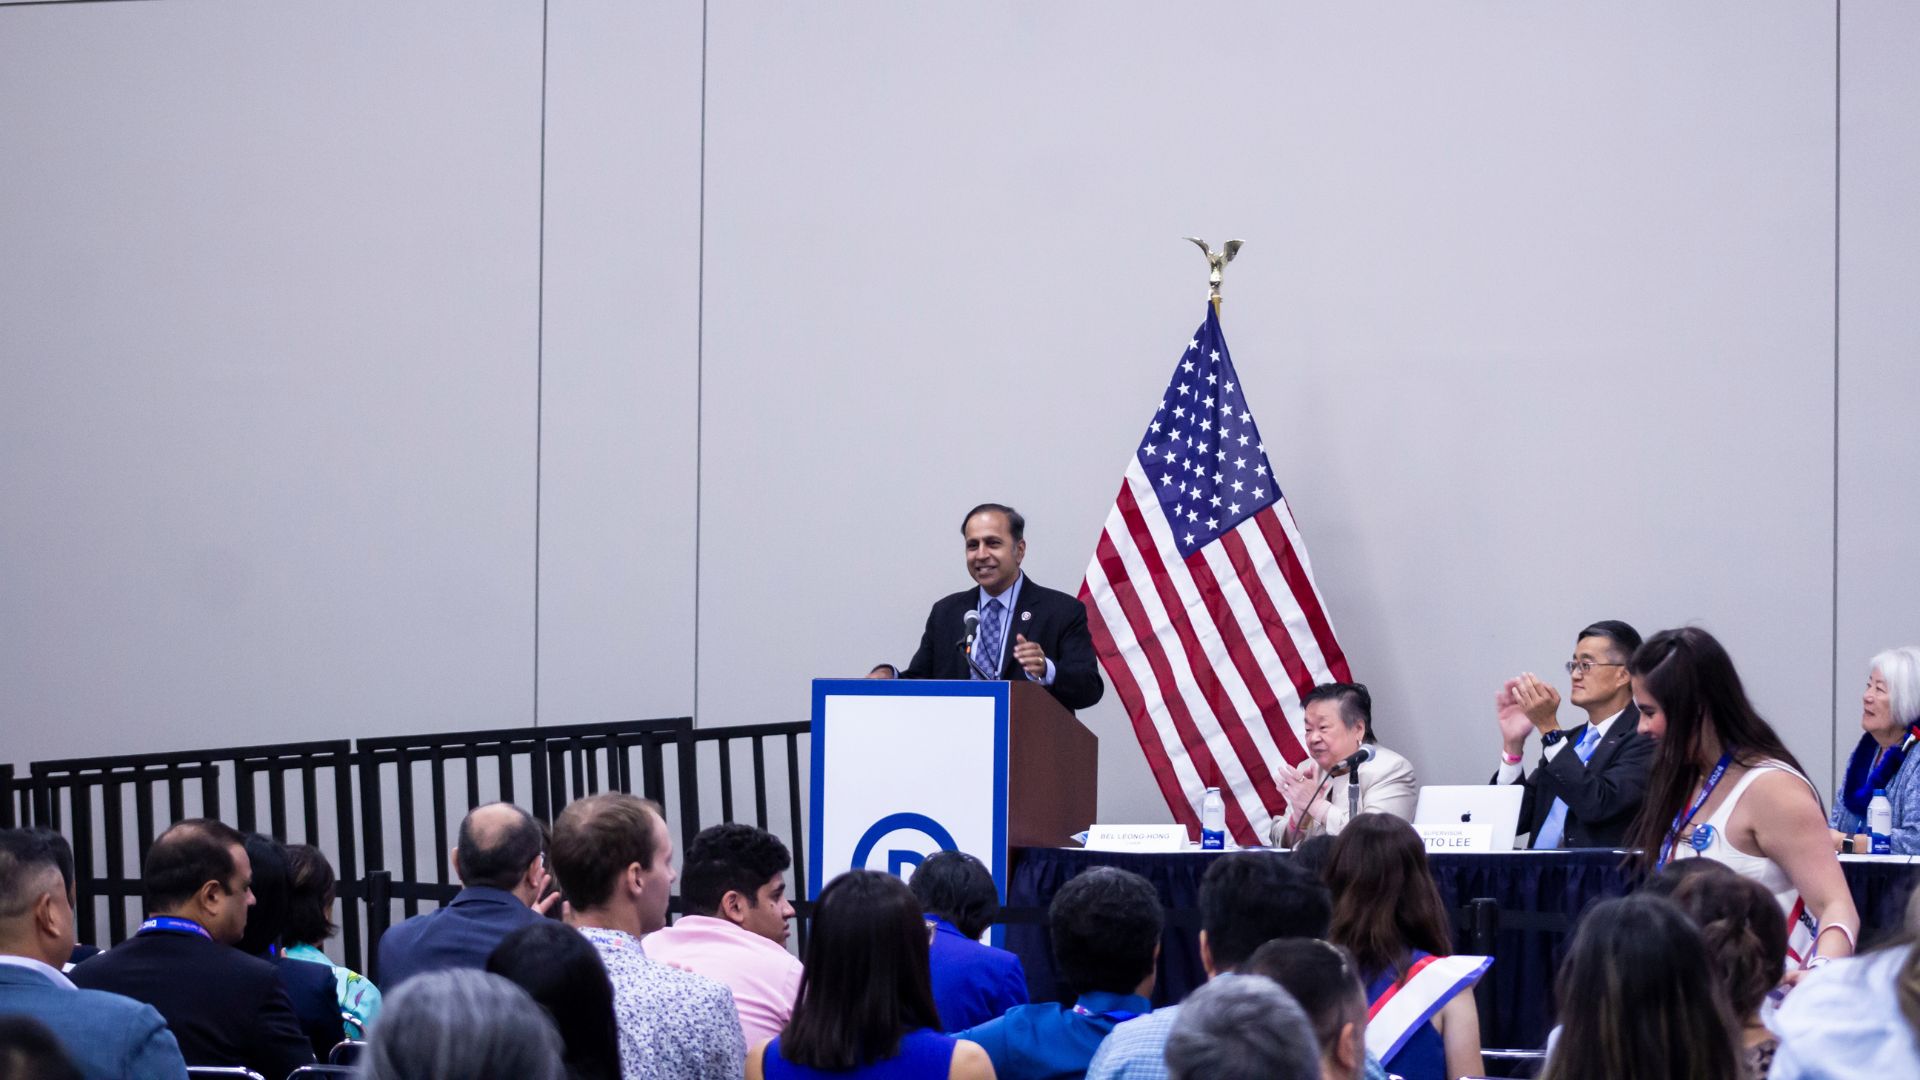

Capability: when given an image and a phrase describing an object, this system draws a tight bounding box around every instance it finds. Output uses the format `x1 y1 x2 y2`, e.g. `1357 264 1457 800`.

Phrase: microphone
1338 745 1375 773
958 609 980 651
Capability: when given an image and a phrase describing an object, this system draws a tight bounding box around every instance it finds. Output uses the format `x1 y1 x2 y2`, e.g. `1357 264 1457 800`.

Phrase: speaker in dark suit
875 503 1104 712
1492 621 1654 848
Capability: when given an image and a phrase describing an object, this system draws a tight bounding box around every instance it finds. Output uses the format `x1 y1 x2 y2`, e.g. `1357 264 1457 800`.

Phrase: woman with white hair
1828 646 1920 855
360 969 565 1080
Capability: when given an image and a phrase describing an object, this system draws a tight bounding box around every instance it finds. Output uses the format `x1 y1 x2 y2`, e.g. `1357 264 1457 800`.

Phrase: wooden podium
808 678 1098 935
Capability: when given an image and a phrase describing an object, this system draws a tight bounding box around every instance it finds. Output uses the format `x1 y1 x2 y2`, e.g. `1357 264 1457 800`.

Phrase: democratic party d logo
850 812 958 877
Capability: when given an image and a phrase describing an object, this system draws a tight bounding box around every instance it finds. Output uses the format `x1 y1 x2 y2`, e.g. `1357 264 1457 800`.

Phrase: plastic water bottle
1200 787 1226 850
1869 790 1893 855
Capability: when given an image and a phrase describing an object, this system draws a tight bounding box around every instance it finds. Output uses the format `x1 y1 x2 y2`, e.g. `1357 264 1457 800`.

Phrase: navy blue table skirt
1004 847 1918 1050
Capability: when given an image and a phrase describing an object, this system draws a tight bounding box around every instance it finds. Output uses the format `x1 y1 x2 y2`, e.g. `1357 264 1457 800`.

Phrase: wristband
1501 751 1523 765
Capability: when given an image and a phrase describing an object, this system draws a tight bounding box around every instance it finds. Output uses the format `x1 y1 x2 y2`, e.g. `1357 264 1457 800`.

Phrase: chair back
328 1039 368 1066
184 1069 265 1080
287 1068 357 1078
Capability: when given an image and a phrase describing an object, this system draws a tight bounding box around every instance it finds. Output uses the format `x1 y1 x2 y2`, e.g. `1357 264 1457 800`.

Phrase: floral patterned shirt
579 925 746 1080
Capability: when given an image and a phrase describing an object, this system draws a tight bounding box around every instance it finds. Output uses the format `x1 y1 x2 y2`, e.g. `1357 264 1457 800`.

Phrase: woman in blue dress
1828 647 1920 855
748 870 995 1080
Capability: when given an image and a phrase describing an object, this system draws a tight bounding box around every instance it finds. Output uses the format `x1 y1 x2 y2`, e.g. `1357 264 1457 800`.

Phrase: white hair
1165 974 1321 1080
1871 646 1920 729
360 969 564 1080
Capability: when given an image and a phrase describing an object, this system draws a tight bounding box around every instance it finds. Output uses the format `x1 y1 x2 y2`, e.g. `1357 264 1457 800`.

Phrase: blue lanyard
1659 753 1733 869
137 916 211 940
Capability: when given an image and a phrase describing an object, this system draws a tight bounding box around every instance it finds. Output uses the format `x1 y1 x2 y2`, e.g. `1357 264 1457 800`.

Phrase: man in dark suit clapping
871 503 1105 712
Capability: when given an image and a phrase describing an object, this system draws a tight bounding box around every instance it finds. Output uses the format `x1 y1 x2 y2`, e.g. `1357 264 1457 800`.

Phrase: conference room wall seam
533 0 551 727
692 0 710 729
1828 0 1839 793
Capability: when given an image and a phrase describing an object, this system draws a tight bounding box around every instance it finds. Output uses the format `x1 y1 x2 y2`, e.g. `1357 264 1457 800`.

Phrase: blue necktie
1532 723 1603 849
974 598 1004 679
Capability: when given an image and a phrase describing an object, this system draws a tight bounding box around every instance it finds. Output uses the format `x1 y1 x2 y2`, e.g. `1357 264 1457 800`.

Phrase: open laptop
1413 785 1528 850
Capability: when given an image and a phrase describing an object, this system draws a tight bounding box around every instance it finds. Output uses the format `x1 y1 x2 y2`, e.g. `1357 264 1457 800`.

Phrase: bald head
454 803 544 894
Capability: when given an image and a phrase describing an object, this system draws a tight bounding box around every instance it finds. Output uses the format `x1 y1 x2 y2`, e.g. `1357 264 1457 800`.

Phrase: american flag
1079 303 1351 845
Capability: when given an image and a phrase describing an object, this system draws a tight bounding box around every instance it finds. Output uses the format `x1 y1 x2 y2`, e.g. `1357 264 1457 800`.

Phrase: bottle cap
1875 788 1889 797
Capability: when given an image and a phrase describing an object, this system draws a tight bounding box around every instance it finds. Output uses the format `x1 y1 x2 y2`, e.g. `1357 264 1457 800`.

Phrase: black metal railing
689 720 811 948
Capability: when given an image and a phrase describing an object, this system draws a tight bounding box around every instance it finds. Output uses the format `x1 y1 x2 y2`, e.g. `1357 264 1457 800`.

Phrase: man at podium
870 503 1105 712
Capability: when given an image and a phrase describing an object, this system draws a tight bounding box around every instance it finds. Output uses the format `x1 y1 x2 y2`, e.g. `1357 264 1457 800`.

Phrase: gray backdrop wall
4 0 1916 834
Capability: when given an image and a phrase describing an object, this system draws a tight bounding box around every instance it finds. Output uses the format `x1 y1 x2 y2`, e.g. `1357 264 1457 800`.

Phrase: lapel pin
1021 611 1031 622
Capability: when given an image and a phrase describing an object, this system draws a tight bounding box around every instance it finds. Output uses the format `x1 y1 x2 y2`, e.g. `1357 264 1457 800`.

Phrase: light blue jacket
1826 741 1920 854
0 961 187 1080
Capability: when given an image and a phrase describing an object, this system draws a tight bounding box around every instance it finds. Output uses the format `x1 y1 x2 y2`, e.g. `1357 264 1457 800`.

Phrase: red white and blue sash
1364 954 1493 1064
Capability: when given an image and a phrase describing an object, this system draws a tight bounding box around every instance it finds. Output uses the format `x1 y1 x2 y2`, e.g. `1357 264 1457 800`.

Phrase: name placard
1414 823 1495 853
1082 824 1190 853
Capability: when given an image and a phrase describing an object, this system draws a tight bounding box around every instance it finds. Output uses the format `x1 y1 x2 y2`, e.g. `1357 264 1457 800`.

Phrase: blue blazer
0 963 188 1080
376 886 541 988
927 918 1028 1032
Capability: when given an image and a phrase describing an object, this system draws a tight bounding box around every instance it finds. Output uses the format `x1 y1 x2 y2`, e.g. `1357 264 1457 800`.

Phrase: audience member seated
283 841 382 1039
1089 851 1344 1080
377 802 556 988
69 818 314 1078
1274 684 1416 844
0 829 187 1080
1493 619 1653 848
749 869 991 1080
1324 814 1483 1080
0 1016 84 1080
548 793 744 1078
956 865 1161 1080
238 832 345 1059
361 968 565 1080
1243 939 1370 1080
1828 646 1920 855
1626 627 1860 965
1646 859 1787 1078
1770 888 1920 1078
1163 974 1319 1080
19 829 98 969
908 850 1028 1031
487 920 621 1080
1540 894 1741 1080
642 823 802 1048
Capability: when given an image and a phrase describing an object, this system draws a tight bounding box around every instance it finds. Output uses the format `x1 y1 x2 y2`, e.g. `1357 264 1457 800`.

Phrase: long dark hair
1625 627 1809 869
486 921 621 1080
1540 894 1741 1080
1323 814 1453 982
1646 860 1788 1025
779 870 942 1070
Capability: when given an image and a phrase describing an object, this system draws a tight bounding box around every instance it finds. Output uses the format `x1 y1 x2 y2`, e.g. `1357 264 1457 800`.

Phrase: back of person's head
1626 627 1806 864
907 850 1000 940
455 803 546 892
17 829 76 903
0 830 74 961
1164 974 1321 1080
679 823 790 917
1541 894 1740 1080
548 794 665 912
1578 620 1643 659
239 832 290 955
1648 860 1788 1024
0 1016 83 1080
1302 682 1374 742
1050 866 1163 997
284 843 338 947
362 968 565 1080
783 870 940 1070
1198 852 1331 972
486 921 621 1080
1324 813 1453 979
142 818 245 911
1291 836 1337 880
1243 939 1369 1079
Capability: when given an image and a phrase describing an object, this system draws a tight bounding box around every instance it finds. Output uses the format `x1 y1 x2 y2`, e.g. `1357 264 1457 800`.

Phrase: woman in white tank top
1625 628 1860 968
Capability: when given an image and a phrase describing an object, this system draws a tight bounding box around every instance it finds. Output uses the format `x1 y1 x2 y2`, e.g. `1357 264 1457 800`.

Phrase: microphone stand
1348 757 1362 822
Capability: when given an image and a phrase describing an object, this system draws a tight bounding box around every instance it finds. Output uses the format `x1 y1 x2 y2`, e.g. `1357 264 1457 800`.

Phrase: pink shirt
643 915 803 1048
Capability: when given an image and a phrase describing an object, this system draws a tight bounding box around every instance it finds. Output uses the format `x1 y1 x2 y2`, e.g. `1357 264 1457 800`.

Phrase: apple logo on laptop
1460 812 1473 823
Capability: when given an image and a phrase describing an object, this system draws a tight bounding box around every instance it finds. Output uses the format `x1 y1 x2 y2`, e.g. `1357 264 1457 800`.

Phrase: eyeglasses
1565 660 1626 676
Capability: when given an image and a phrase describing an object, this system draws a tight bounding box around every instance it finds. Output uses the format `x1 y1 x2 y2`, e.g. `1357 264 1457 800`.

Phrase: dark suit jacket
376 885 541 989
0 963 187 1080
1494 708 1654 848
899 575 1104 711
262 951 346 1059
68 927 314 1079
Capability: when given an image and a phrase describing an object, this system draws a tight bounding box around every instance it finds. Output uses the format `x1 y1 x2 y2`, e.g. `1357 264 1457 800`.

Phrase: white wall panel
697 1 1839 821
0 0 544 761
536 0 704 724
